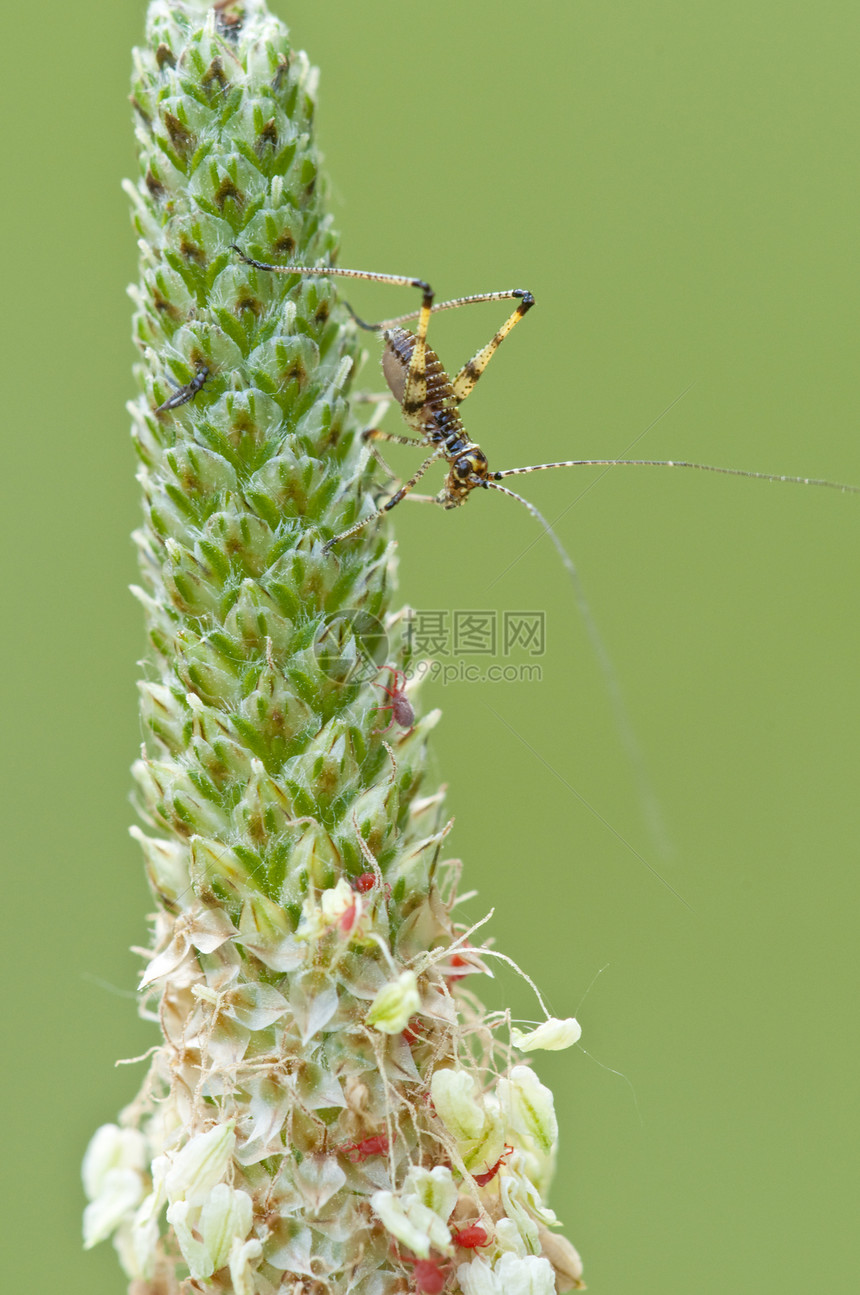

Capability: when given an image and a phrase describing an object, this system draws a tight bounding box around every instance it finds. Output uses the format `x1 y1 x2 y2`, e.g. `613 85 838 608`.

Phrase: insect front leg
322 448 444 551
359 427 428 500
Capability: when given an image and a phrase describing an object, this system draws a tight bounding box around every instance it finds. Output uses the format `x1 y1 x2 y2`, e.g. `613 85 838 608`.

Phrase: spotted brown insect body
378 325 496 510
229 242 860 903
231 244 860 559
230 244 544 549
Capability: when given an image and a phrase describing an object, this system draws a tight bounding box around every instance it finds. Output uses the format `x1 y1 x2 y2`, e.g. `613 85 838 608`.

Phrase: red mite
350 872 392 899
445 951 471 982
373 666 415 734
472 1144 514 1187
343 1133 389 1163
450 1224 490 1250
400 1019 421 1045
411 1258 449 1294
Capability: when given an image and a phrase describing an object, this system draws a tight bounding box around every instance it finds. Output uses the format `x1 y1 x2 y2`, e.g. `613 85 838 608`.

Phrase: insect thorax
381 326 490 506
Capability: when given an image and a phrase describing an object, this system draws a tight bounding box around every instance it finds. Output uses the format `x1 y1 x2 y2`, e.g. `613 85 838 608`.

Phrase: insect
231 245 860 873
450 1223 490 1250
410 1258 449 1295
350 872 392 899
372 665 415 734
341 1132 389 1163
155 364 209 413
231 244 860 560
472 1144 514 1188
388 1250 450 1295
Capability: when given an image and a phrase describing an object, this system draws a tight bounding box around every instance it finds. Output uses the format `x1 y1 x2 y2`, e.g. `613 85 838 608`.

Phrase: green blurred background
3 2 858 1291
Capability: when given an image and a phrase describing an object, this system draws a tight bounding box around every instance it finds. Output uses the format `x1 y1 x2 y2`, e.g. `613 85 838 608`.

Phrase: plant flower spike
83 2 584 1292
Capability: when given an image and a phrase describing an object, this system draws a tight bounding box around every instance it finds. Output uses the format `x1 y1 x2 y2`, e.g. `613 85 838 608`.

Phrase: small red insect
350 872 392 899
450 1223 490 1250
410 1257 449 1294
472 1144 514 1187
373 666 415 734
342 1133 389 1163
445 951 471 983
400 1019 422 1045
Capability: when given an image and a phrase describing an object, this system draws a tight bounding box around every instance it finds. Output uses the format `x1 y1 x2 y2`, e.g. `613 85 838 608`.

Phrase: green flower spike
83 2 584 1291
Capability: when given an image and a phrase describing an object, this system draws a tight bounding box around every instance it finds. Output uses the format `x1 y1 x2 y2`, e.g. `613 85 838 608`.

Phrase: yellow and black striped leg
451 290 535 403
322 449 444 551
342 289 538 334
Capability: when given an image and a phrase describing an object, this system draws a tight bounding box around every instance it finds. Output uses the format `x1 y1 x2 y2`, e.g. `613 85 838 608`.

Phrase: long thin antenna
494 458 860 494
485 480 671 860
487 381 696 590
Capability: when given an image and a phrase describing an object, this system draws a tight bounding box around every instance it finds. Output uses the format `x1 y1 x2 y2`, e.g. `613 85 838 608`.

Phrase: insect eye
454 457 473 478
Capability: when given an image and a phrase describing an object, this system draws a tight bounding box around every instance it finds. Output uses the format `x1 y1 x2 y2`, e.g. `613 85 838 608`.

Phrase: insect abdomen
383 328 457 411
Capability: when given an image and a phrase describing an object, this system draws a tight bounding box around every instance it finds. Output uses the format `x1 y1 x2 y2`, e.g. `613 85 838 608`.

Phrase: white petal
497 1067 558 1155
367 970 420 1034
230 1234 263 1295
430 1069 486 1142
498 1162 557 1251
320 878 355 923
165 1122 236 1204
83 1168 144 1247
493 1252 556 1295
494 1218 528 1257
167 1199 211 1279
113 1207 159 1281
497 1170 541 1253
198 1183 254 1274
371 1191 434 1259
82 1124 146 1200
402 1165 458 1228
511 1017 582 1052
457 1255 500 1295
187 905 237 954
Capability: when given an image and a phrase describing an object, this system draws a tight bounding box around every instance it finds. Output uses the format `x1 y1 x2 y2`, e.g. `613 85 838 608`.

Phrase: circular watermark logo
313 608 388 684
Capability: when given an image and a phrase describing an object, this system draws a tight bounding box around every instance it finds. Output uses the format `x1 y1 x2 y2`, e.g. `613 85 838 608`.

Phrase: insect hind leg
450 290 535 403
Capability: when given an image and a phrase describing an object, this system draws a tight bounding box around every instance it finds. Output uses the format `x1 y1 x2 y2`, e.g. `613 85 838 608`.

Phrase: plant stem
82 4 583 1292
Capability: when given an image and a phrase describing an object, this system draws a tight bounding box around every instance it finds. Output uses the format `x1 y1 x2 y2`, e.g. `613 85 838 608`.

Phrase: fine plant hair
81 4 584 1295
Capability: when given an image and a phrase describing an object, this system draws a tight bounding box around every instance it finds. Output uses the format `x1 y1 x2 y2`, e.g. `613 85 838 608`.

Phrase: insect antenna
493 458 860 495
485 479 671 860
487 450 860 856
